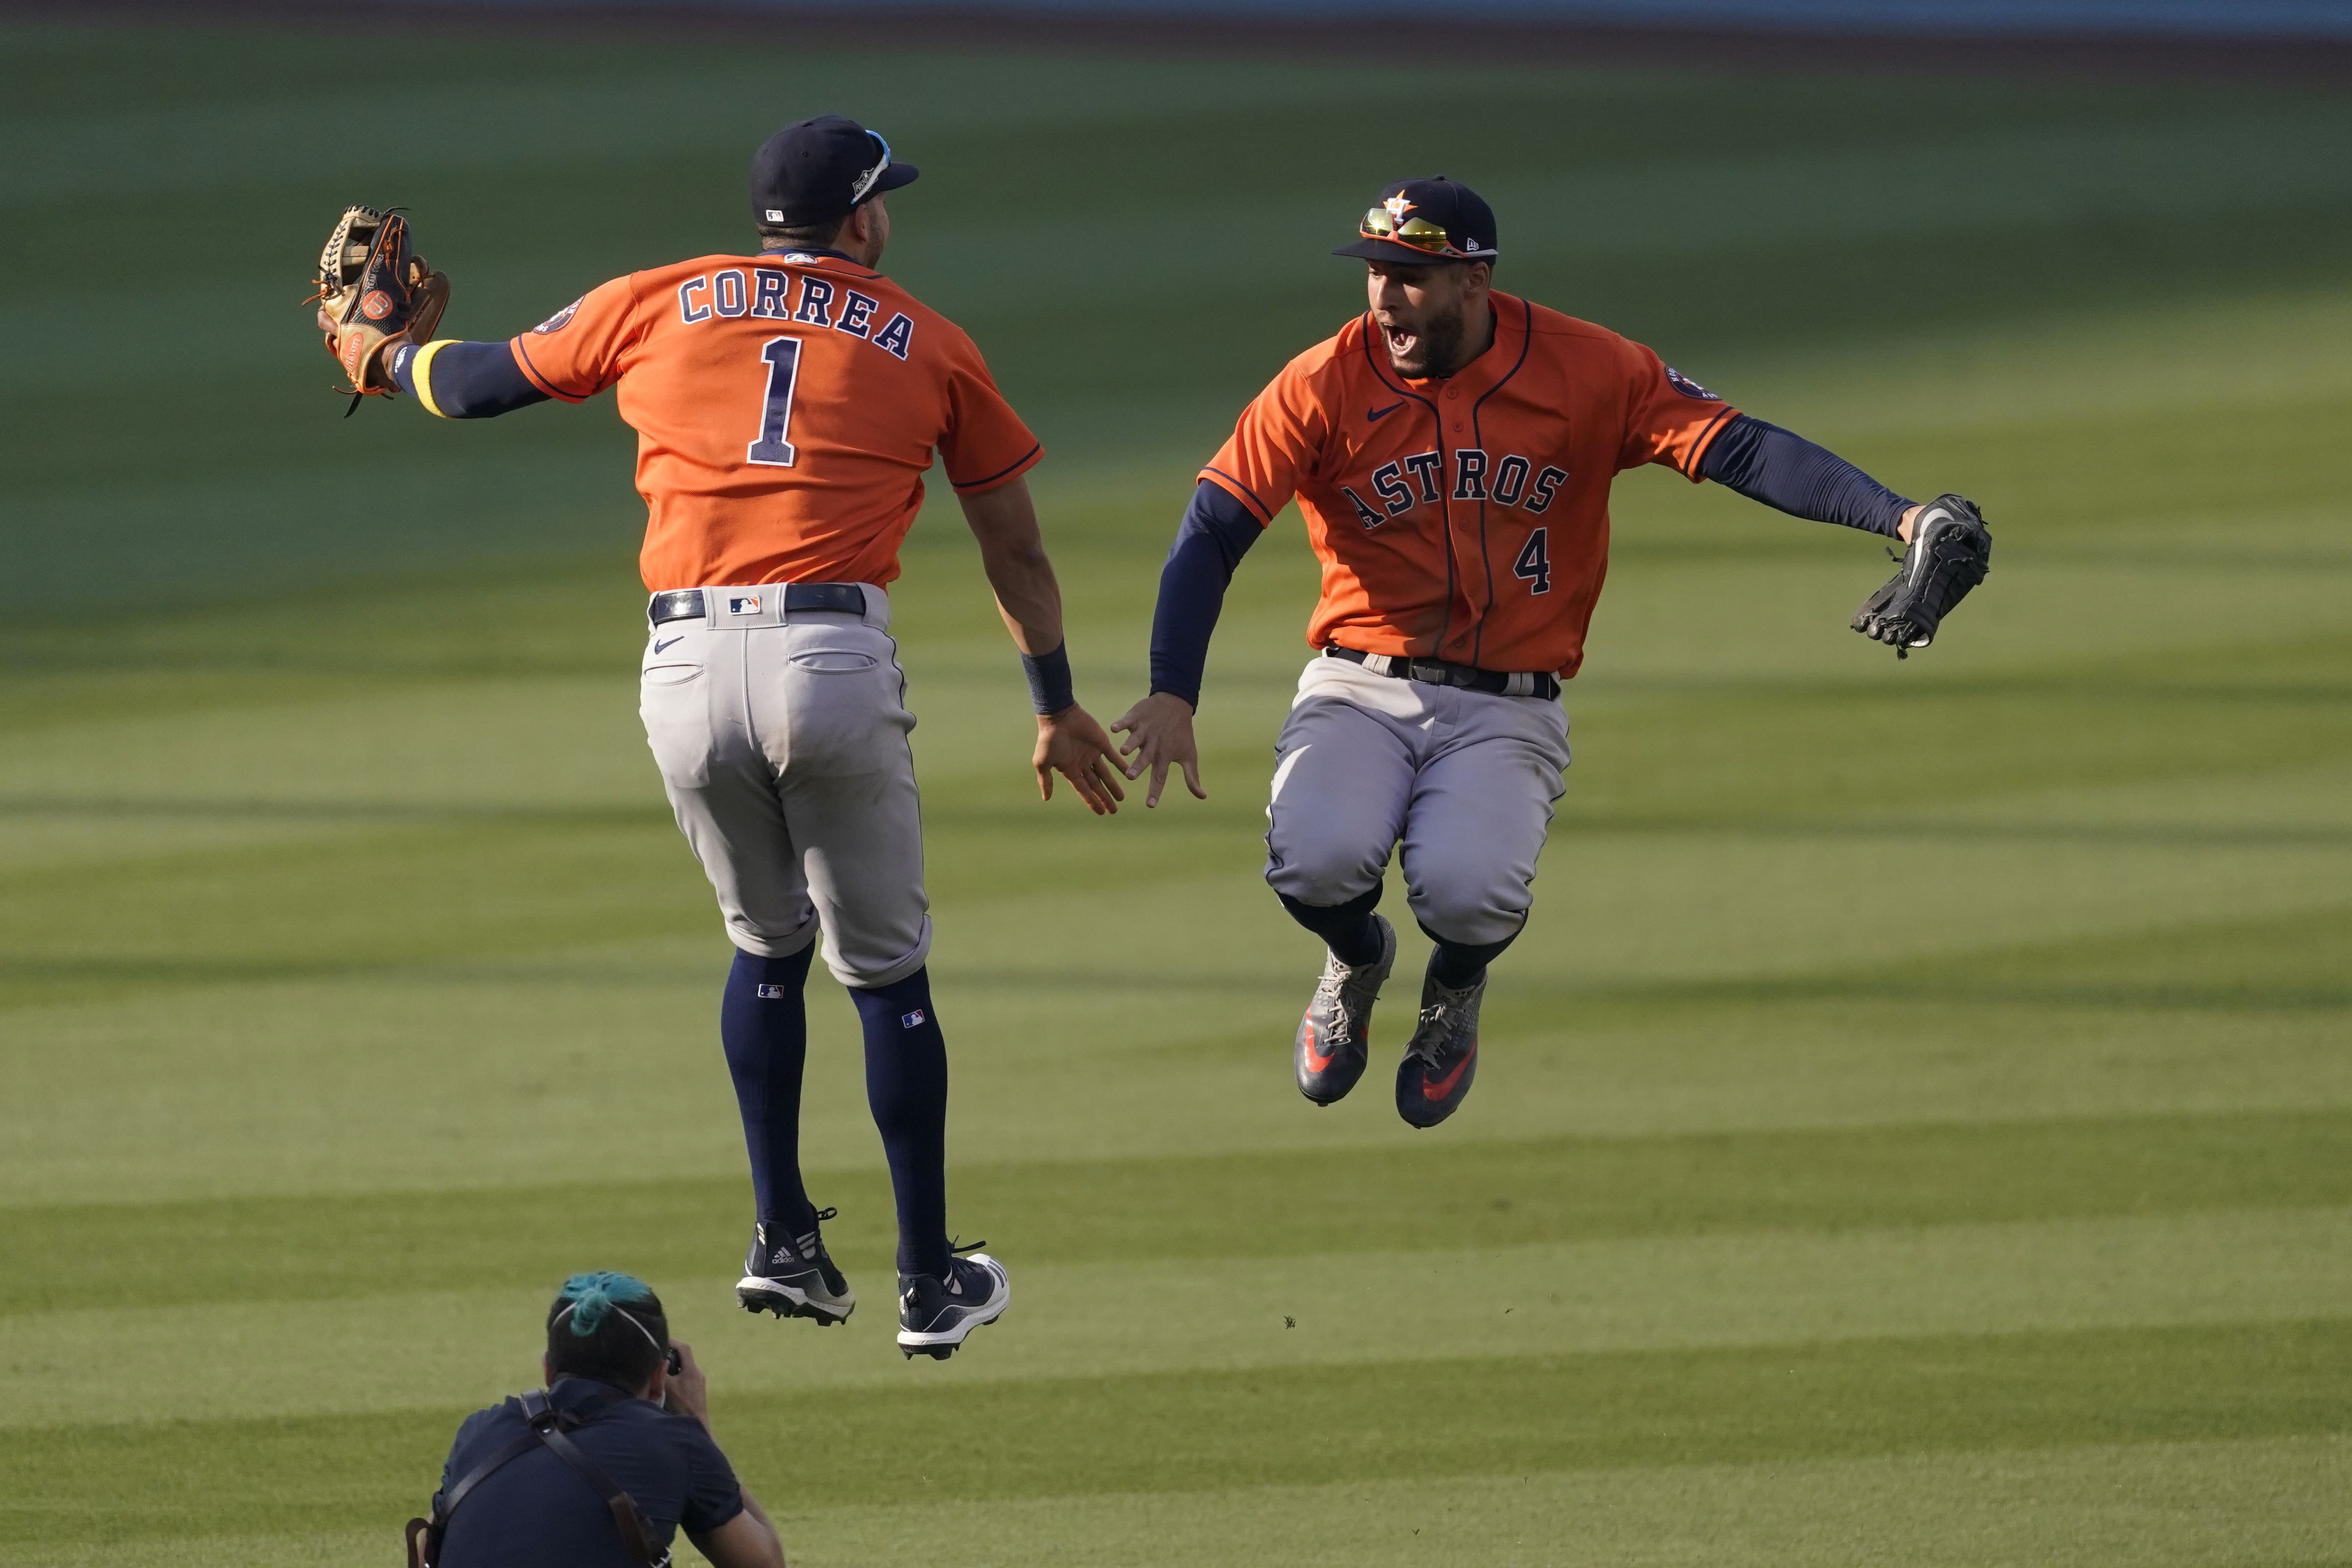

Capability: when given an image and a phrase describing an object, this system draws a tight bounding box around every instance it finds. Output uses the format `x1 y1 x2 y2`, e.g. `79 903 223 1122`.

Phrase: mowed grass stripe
16 1210 2346 1428
11 1107 2348 1314
8 1320 2346 1545
775 1438 2352 1568
3 822 2344 1015
8 1437 2350 1568
1509 901 2352 1015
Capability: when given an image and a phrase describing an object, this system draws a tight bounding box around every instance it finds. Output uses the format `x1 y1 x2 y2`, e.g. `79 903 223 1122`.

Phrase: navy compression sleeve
389 340 550 419
1698 414 1912 537
1148 480 1265 709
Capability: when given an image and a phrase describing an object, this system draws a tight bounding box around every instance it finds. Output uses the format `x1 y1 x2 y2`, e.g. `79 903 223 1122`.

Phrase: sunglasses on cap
1360 205 1475 260
850 131 894 206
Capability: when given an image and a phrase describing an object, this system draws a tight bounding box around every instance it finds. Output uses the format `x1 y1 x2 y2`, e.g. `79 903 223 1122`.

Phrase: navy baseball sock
849 968 953 1279
1423 924 1518 990
1279 885 1386 967
720 944 819 1234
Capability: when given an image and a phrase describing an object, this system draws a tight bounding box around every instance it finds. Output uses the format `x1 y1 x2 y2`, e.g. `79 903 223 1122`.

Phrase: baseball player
1114 176 1988 1129
315 116 1129 1358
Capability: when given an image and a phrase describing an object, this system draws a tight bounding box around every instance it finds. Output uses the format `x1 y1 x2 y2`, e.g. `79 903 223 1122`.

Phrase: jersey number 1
1513 527 1552 595
746 337 802 467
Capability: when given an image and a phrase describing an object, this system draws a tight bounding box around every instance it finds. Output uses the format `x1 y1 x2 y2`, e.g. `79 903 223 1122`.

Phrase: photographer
412 1273 786 1568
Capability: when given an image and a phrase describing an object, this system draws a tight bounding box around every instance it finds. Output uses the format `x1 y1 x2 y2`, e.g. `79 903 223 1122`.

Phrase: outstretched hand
1034 704 1127 815
1111 692 1207 808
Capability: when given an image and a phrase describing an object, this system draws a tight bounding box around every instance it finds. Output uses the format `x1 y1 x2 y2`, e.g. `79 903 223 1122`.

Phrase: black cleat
896 1249 1010 1359
1395 967 1483 1129
1294 914 1395 1106
736 1208 855 1325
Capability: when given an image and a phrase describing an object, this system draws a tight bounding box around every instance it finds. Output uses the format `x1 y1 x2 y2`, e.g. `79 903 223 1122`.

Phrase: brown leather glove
312 205 450 413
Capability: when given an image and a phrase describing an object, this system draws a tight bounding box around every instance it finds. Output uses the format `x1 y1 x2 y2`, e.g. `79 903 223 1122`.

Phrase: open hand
1034 704 1127 815
1111 692 1206 808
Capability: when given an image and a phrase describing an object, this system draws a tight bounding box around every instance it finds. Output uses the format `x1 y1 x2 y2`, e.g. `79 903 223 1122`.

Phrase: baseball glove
1852 494 1990 657
311 205 449 415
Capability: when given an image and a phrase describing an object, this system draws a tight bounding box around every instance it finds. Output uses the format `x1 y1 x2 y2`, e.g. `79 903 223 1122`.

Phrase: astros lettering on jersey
411 250 1041 594
1200 291 1738 677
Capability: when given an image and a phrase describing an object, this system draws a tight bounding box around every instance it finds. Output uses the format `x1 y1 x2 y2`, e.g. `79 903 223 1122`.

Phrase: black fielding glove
1853 494 1991 658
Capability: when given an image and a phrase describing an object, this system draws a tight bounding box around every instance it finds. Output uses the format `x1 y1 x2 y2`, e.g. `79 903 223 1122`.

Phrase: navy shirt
436 1376 744 1568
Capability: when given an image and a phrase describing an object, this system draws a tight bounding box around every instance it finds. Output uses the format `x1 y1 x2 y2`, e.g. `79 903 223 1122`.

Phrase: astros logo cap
750 114 921 228
1333 175 1500 265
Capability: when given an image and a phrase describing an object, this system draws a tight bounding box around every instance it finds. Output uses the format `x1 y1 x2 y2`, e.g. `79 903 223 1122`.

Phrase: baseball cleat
1395 968 1484 1129
736 1208 855 1325
896 1249 1010 1360
1295 914 1396 1106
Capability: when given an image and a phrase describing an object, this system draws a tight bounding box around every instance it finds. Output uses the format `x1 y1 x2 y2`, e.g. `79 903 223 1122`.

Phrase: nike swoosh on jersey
1368 401 1404 422
653 636 685 654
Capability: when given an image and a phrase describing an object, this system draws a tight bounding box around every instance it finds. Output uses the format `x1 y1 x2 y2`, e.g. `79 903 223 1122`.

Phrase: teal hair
554 1270 657 1337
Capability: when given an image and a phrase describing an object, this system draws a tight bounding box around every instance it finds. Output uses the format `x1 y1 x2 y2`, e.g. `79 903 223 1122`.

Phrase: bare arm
958 477 1126 815
691 1502 786 1568
958 475 1064 655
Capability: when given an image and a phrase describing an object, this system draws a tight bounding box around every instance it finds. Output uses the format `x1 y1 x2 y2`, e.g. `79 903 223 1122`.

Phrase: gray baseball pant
638 583 931 988
1265 655 1571 947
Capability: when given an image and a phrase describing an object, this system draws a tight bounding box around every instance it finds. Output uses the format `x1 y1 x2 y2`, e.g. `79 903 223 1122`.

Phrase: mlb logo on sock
901 1008 926 1028
756 983 786 999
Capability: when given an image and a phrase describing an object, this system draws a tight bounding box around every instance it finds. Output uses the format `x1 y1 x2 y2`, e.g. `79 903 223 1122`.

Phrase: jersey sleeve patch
533 296 585 334
1665 366 1721 401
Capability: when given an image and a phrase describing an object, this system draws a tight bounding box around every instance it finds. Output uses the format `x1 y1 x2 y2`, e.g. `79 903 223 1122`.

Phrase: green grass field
4 16 2351 1565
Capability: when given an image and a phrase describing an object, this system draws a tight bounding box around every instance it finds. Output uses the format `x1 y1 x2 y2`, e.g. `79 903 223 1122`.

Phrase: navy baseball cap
1334 176 1500 265
750 115 919 228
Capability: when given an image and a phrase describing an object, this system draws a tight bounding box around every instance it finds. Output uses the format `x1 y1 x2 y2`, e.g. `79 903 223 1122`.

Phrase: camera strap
407 1387 663 1568
517 1388 665 1566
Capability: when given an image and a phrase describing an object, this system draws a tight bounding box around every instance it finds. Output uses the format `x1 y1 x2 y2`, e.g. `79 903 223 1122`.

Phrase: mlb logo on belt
728 594 762 615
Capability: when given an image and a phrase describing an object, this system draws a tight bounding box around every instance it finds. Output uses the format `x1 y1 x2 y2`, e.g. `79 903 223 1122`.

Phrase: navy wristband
1021 641 1076 716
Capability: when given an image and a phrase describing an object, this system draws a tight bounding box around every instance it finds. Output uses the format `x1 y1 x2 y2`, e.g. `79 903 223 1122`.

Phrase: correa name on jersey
675 264 915 361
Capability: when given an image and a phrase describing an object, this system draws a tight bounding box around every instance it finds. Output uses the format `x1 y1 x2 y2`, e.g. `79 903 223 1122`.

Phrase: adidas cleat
1395 967 1483 1129
736 1208 855 1325
1294 914 1395 1106
896 1250 1010 1360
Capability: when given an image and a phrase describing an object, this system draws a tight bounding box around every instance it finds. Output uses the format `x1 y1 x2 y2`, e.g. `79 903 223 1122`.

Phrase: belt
1324 645 1560 701
648 583 868 626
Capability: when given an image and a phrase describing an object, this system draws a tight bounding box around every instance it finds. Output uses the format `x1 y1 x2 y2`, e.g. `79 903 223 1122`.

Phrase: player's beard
1387 301 1468 379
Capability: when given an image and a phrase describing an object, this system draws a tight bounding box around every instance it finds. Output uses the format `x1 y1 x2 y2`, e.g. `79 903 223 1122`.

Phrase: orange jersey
1201 292 1738 678
506 251 1041 591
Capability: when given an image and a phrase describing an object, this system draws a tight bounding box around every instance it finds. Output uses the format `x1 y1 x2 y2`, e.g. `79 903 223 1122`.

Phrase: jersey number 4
746 337 802 467
1513 528 1552 595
